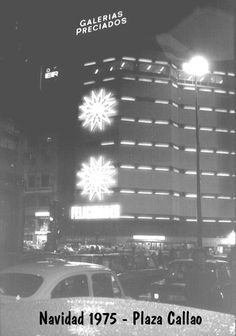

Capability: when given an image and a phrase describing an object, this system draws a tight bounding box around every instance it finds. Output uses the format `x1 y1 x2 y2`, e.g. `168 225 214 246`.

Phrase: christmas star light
79 89 117 131
77 156 116 201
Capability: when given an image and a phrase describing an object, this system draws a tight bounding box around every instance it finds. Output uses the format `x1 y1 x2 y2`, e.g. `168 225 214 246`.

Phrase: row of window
117 189 234 199
101 141 235 156
119 215 234 223
83 57 235 87
120 117 236 134
117 164 235 177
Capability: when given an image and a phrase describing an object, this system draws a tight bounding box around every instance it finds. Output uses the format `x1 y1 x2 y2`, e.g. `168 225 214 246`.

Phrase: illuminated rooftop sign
71 204 120 220
78 89 117 132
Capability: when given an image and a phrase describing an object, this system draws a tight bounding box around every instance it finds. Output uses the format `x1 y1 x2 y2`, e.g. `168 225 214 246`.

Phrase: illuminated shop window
219 219 232 223
217 173 230 177
201 149 214 153
214 89 226 94
184 126 196 130
200 127 213 131
154 167 169 172
185 194 197 198
202 195 215 199
199 107 213 112
186 218 197 222
155 143 169 148
215 128 228 133
216 150 229 155
217 196 232 200
185 171 196 175
201 172 215 176
215 108 227 113
203 219 216 223
154 120 169 125
184 106 195 110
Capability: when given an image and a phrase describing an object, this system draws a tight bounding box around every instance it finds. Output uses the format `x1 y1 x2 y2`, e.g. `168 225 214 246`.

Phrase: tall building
71 51 235 247
0 118 24 256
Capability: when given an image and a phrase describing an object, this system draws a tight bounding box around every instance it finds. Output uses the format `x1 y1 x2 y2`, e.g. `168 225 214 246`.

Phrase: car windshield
0 273 43 297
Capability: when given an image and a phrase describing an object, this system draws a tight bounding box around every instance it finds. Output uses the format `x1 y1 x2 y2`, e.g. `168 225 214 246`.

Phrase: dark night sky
0 0 233 137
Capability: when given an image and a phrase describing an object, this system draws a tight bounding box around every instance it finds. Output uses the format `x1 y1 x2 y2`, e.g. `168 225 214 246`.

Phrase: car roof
169 258 228 264
0 259 111 277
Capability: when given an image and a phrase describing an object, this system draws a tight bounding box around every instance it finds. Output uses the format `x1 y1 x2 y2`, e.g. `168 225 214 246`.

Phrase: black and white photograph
0 1 235 335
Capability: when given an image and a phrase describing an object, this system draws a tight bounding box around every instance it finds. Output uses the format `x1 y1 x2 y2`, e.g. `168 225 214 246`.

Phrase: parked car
118 268 167 300
150 259 232 313
0 259 125 302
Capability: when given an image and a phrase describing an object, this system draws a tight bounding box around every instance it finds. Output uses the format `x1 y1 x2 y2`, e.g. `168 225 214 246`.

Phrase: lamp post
182 56 209 248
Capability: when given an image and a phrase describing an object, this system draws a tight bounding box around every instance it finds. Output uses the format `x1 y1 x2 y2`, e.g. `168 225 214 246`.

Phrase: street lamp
182 55 209 248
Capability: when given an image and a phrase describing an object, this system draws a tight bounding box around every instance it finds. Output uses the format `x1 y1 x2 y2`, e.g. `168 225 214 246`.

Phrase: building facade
72 51 236 247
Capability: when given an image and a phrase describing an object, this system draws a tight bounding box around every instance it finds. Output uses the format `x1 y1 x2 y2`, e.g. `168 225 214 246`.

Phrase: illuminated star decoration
78 89 117 132
77 156 117 201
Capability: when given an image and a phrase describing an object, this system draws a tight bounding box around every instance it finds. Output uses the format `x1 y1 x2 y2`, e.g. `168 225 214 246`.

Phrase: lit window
154 100 169 104
214 89 226 94
230 130 235 133
138 78 152 82
203 219 216 223
138 119 152 123
184 126 196 130
215 129 228 133
173 145 179 150
138 191 152 195
217 196 231 200
199 88 212 92
201 172 215 176
202 195 215 199
120 189 135 194
230 110 235 114
216 150 229 155
215 108 227 113
201 149 214 153
186 218 197 222
138 142 152 147
227 72 235 77
200 127 213 131
84 61 96 66
217 173 230 177
101 141 115 146
103 58 116 62
155 120 169 125
185 148 196 152
83 81 95 85
155 216 170 220
103 77 115 82
120 141 135 145
199 107 213 112
154 79 168 84
121 117 135 122
218 220 232 223
185 171 196 175
183 86 195 91
155 167 169 172
184 106 195 110
228 91 235 95
155 192 170 196
185 194 197 198
154 60 168 65
155 143 169 148
138 58 152 63
120 165 135 169
121 215 135 219
122 56 136 61
121 97 135 101
213 71 225 75
138 166 152 170
122 77 135 81
138 216 153 220
173 192 180 197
